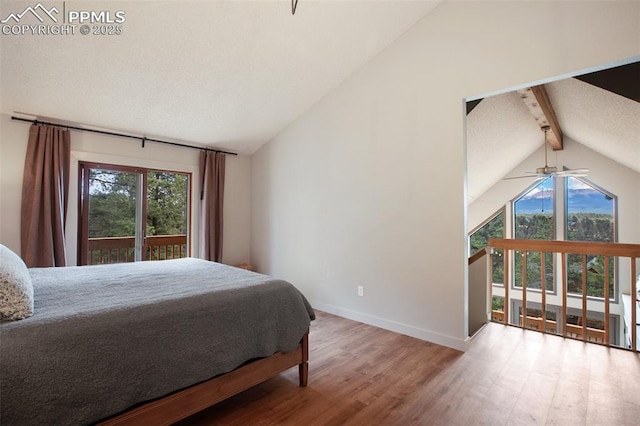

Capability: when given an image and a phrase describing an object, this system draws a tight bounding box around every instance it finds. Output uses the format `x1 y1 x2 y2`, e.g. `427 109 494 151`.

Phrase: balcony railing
487 239 640 352
87 235 188 265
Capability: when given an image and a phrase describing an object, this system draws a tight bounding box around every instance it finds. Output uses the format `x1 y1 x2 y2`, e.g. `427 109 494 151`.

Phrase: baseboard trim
310 300 468 352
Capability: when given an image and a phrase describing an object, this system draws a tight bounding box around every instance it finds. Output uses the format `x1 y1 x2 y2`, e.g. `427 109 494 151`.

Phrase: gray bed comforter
0 258 314 425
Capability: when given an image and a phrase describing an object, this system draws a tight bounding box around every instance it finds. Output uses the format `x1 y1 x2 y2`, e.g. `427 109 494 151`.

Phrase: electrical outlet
357 286 364 297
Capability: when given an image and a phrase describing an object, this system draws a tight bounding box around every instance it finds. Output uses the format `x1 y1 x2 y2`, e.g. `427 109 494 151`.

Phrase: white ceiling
1 0 441 154
466 75 640 202
547 77 640 174
2 1 637 196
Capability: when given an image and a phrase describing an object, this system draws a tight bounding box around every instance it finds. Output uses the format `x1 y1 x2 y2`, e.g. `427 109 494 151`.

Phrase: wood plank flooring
177 311 640 425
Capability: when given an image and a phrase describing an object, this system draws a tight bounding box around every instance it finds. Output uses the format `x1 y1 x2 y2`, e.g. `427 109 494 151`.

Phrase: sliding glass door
78 162 190 265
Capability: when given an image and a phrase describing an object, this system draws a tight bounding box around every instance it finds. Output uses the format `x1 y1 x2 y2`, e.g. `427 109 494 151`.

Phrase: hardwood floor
177 311 640 425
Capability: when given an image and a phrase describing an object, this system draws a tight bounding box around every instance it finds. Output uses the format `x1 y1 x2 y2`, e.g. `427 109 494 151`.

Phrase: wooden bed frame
99 333 309 425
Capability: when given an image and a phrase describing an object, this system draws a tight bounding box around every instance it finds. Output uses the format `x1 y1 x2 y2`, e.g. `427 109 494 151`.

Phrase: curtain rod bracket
141 137 146 148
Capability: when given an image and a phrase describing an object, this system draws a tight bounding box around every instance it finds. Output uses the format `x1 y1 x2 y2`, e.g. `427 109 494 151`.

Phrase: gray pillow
0 244 34 320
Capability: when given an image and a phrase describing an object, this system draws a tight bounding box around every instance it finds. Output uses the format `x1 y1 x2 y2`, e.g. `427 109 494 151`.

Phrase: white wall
250 2 640 350
0 113 251 266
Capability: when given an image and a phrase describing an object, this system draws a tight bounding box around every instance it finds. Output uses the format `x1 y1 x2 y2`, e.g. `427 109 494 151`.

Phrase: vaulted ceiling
1 0 441 154
1 1 637 200
466 61 640 203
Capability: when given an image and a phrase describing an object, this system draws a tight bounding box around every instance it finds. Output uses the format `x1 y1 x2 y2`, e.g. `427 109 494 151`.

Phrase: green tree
88 169 138 238
88 168 188 239
146 171 188 236
470 212 504 284
566 214 615 299
513 212 554 291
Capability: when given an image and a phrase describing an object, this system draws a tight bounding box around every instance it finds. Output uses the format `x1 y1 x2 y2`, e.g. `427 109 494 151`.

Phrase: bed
0 245 314 425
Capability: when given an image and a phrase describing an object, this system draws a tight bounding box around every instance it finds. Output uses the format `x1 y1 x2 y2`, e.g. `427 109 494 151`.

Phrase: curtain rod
10 116 238 156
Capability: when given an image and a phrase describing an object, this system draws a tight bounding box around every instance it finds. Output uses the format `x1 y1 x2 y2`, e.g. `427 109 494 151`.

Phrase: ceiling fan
504 126 589 180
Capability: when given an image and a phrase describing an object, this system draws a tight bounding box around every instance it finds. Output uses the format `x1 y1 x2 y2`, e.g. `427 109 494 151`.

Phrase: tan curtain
21 124 71 267
199 150 226 262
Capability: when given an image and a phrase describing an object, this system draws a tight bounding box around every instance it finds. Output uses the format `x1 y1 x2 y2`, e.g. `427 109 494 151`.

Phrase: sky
515 177 613 215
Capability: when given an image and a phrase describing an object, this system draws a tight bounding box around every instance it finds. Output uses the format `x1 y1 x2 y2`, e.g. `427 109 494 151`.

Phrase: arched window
565 177 616 300
513 177 554 291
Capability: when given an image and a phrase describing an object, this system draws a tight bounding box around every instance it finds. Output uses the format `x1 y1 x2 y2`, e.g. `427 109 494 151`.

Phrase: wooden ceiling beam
517 85 563 150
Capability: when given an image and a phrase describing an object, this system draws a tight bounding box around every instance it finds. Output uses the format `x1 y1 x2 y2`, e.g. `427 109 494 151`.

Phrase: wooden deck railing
487 239 639 352
145 235 188 260
87 235 188 265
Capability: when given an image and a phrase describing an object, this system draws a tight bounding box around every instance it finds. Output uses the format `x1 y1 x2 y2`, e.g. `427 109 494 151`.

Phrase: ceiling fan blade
555 168 589 177
502 174 544 180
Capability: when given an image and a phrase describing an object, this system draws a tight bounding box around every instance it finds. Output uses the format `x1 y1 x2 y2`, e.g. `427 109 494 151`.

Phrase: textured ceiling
466 71 640 203
2 2 637 191
466 92 542 202
546 77 640 174
1 0 441 154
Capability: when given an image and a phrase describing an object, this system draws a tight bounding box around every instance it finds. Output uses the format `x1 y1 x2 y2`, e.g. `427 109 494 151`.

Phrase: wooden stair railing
468 247 489 265
487 238 640 352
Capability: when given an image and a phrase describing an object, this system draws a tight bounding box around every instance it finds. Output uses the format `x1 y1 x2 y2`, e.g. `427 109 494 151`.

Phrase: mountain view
515 177 614 214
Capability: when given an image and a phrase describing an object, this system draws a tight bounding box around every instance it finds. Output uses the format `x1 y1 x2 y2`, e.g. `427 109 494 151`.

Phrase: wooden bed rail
487 239 639 352
100 333 309 425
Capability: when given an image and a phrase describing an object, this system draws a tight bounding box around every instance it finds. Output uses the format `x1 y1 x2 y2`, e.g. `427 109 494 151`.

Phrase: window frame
469 207 506 286
511 176 557 294
78 161 192 265
564 176 618 303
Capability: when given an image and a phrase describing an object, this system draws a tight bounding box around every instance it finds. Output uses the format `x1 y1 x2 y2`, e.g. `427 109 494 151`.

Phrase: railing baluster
504 248 510 325
582 254 587 341
521 251 527 329
541 251 546 334
632 258 637 352
604 256 610 346
561 254 567 338
488 248 494 323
